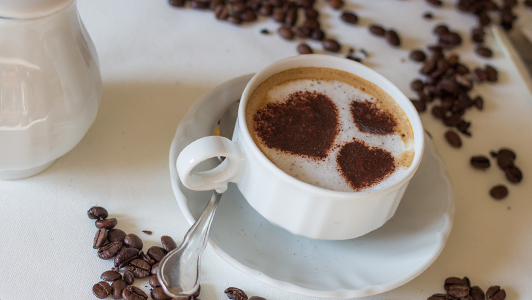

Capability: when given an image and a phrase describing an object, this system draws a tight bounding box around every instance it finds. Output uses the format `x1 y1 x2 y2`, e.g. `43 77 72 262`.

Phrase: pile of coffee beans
88 206 190 300
427 276 506 300
456 0 518 31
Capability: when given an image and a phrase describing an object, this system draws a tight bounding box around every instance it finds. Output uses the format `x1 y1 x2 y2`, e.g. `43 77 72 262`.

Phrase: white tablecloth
1 0 532 299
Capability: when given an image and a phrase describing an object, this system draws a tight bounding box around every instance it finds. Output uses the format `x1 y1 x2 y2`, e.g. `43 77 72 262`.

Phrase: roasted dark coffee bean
423 12 433 19
495 148 517 160
448 285 470 298
151 262 159 275
473 96 484 110
272 10 285 22
107 228 126 243
231 2 246 12
310 29 325 40
476 46 493 58
420 57 437 74
114 247 139 268
111 280 128 299
433 24 449 35
93 228 108 249
95 218 118 229
215 4 229 19
410 50 426 62
369 25 385 36
304 18 320 30
128 258 151 278
470 156 490 169
147 246 167 262
258 4 273 16
278 26 294 40
295 26 311 38
470 286 485 300
296 0 313 8
139 251 156 265
328 0 344 9
190 0 210 9
444 277 470 289
149 275 161 288
341 11 358 24
93 281 112 299
123 234 143 250
490 185 509 200
122 286 148 300
505 165 523 183
427 294 447 300
151 287 173 300
322 38 341 52
411 79 425 92
305 8 319 19
431 106 446 119
269 0 284 7
225 287 248 300
445 130 462 148
101 270 122 281
411 99 427 112
486 286 506 300
209 0 224 10
439 31 462 48
472 68 487 83
169 0 186 7
472 27 485 43
385 30 400 46
485 65 498 82
241 10 257 22
88 206 108 220
426 0 442 6
497 153 515 169
98 241 123 259
285 8 297 26
455 63 469 75
297 43 313 54
227 14 242 24
123 269 135 285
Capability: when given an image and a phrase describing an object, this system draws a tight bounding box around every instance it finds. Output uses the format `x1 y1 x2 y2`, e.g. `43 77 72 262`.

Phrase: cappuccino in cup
246 67 415 192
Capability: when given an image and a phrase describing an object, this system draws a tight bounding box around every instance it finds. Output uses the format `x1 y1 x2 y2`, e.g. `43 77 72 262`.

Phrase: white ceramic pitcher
0 0 101 179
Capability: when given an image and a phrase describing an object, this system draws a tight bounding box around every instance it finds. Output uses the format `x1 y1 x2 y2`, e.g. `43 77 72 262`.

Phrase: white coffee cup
176 55 424 240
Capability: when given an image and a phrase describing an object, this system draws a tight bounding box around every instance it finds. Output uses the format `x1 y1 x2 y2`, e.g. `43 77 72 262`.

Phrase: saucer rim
169 73 455 299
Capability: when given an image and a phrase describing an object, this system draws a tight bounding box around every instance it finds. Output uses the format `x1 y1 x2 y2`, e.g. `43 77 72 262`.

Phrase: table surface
1 0 532 299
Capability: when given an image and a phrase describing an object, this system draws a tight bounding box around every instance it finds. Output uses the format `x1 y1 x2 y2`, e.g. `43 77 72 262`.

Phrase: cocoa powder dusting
337 140 395 191
253 91 339 159
350 100 397 135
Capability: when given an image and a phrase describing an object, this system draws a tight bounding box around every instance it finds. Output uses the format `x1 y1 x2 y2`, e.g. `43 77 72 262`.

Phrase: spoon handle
182 190 222 253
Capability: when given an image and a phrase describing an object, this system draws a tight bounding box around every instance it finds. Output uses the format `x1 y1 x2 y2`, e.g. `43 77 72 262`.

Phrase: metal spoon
158 101 239 298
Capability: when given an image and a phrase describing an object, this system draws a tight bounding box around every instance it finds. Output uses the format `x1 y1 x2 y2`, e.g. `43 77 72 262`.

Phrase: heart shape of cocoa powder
351 100 397 135
253 91 339 159
337 140 395 191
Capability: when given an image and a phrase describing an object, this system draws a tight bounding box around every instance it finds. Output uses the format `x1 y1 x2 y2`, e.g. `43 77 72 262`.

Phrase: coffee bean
215 4 229 20
88 206 108 220
385 30 400 46
310 29 325 40
322 38 341 52
149 275 161 288
295 0 313 8
439 31 462 48
128 258 151 278
294 26 311 38
328 0 344 9
411 79 425 92
476 46 493 58
497 153 515 170
122 286 148 300
101 270 122 281
304 18 320 30
107 228 126 243
472 27 485 43
427 294 447 300
95 218 118 229
369 25 385 36
169 0 186 7
190 0 210 9
486 286 506 300
123 269 135 285
151 287 173 300
490 185 508 200
445 130 462 148
93 228 108 249
305 8 319 19
433 24 449 35
505 165 523 183
225 287 248 300
111 280 128 299
470 286 485 300
151 262 159 275
114 247 139 268
209 0 223 10
297 43 313 54
340 11 358 24
285 8 297 26
411 99 427 112
426 0 442 6
93 281 112 299
470 156 490 169
444 277 470 290
227 14 242 24
485 65 498 82
98 241 123 259
139 251 156 265
473 96 484 110
448 285 470 298
232 2 246 13
272 10 285 22
148 246 167 262
278 26 294 40
410 50 426 62
472 68 487 83
423 12 433 19
124 234 143 251
258 4 273 16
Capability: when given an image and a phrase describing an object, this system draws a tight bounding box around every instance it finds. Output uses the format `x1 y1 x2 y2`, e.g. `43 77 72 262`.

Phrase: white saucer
169 74 455 299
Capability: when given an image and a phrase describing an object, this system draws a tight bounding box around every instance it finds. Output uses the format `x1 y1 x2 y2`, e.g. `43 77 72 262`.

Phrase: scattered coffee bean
444 277 470 290
93 281 112 299
151 262 159 275
169 0 186 7
88 206 108 220
486 286 506 300
369 25 385 36
227 14 242 25
428 294 448 300
304 18 320 30
95 218 118 229
445 130 462 148
284 8 297 26
470 286 485 300
139 251 156 265
108 228 127 243
294 26 311 38
505 165 523 183
101 270 122 281
111 280 128 299
122 286 148 300
98 241 123 260
426 0 442 6
470 156 490 169
490 185 509 200
149 275 161 288
473 96 484 110
310 29 325 40
225 287 248 300
423 12 433 19
447 285 470 298
472 27 485 43
241 10 258 22
476 46 493 58
411 99 427 112
128 258 151 278
297 43 313 54
411 79 425 92
114 247 140 268
340 11 358 24
322 38 341 52
485 65 498 82
385 30 401 46
123 269 135 285
328 0 344 9
278 26 294 40
151 287 173 300
433 24 449 35
124 234 143 251
410 50 426 62
93 228 108 249
214 4 229 20
147 246 167 262
190 0 210 9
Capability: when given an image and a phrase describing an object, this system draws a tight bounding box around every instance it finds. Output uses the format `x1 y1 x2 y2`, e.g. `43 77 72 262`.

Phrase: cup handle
176 136 244 193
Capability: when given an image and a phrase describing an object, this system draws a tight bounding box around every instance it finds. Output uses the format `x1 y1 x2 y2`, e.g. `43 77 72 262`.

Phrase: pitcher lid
0 0 74 19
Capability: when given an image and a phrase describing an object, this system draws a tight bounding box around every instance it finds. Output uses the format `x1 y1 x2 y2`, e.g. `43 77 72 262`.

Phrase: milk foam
247 69 415 192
